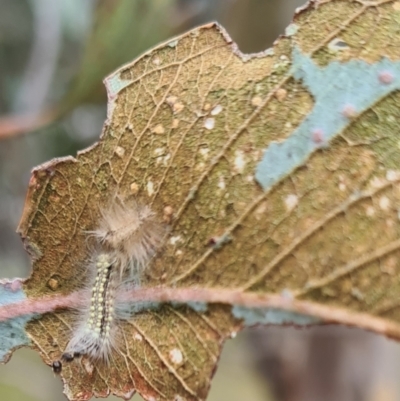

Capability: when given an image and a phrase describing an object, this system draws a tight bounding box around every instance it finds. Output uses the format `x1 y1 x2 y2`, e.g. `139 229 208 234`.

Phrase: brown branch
0 109 58 140
1 285 400 340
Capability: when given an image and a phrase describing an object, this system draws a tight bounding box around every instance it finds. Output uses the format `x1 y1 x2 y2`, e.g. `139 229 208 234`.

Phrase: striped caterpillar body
53 199 168 372
56 253 119 368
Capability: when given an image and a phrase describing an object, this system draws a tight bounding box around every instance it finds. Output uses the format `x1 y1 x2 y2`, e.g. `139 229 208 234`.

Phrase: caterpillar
91 199 169 279
52 252 119 371
52 199 168 372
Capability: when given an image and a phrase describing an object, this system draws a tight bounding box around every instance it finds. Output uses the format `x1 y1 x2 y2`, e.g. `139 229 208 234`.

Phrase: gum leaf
13 0 400 400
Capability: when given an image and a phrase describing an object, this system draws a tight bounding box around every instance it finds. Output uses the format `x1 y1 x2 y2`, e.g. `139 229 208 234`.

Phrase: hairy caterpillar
62 253 118 362
52 199 168 372
91 199 169 278
52 252 119 371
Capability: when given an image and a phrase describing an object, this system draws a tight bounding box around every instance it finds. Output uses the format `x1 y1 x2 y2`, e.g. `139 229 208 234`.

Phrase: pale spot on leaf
379 196 390 211
199 148 210 159
351 287 364 301
166 96 184 114
386 170 400 182
211 105 223 116
130 182 139 195
83 360 94 375
147 181 155 197
47 278 59 291
366 206 375 217
163 205 173 223
152 124 165 134
169 348 183 365
164 206 173 217
370 176 387 189
275 88 287 101
195 162 206 171
170 236 182 245
154 148 164 156
217 176 226 190
115 146 125 158
233 150 246 174
163 153 171 166
204 118 215 130
284 194 298 211
254 202 268 220
251 95 262 107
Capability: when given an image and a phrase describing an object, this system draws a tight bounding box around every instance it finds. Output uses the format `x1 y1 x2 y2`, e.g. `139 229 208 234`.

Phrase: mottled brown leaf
15 0 400 400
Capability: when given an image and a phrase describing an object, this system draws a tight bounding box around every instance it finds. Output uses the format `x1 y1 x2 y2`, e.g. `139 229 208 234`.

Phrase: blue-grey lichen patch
232 305 319 326
167 39 179 48
104 72 134 119
170 301 208 313
0 280 33 362
186 302 208 313
104 72 134 99
115 301 162 319
285 23 299 37
265 48 275 56
255 46 400 191
211 234 233 250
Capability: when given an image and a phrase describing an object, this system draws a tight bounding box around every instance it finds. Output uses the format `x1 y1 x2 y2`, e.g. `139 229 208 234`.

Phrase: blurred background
1 1 400 400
